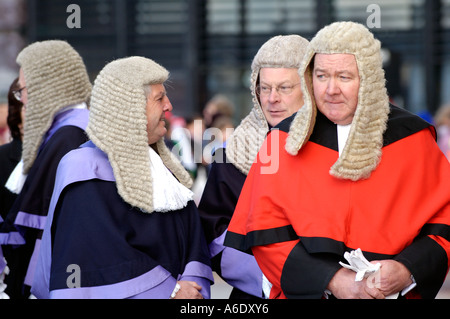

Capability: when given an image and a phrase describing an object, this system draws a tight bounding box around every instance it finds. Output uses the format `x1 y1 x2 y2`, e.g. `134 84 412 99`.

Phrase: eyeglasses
13 86 26 101
257 83 300 96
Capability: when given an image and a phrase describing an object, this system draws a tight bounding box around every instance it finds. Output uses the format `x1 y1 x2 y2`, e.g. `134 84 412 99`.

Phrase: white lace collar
337 124 351 157
149 146 193 212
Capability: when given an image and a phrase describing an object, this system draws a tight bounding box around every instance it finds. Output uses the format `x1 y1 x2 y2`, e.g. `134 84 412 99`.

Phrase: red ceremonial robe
224 105 450 299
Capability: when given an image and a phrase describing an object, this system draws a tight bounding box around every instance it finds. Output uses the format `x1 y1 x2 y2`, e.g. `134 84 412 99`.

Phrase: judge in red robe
224 21 450 299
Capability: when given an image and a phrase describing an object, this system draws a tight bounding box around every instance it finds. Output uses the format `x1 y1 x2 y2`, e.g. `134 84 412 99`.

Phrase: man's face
312 53 360 125
258 68 303 127
18 68 28 106
146 83 172 145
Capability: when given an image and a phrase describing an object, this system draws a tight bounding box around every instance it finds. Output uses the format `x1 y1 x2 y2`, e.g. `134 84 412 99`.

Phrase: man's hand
173 281 204 299
370 260 413 296
327 267 385 299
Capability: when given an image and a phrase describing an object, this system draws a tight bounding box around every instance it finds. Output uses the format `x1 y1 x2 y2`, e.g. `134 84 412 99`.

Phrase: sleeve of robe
198 147 263 297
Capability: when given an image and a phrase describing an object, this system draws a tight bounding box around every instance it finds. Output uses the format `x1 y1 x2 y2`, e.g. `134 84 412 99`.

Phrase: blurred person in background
0 78 24 298
202 94 234 129
435 103 450 161
0 102 10 145
0 78 24 220
198 34 309 299
0 40 91 299
168 114 197 178
202 114 235 167
164 113 208 205
185 114 208 204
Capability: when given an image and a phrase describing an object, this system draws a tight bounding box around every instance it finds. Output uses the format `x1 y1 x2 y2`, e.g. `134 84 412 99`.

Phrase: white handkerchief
339 248 399 299
339 248 380 281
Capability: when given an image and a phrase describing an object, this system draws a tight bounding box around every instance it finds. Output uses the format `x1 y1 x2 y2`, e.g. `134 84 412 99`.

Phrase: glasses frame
256 83 300 97
13 86 26 101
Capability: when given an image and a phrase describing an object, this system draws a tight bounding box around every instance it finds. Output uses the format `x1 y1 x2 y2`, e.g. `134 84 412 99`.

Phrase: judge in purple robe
0 40 91 299
31 56 213 299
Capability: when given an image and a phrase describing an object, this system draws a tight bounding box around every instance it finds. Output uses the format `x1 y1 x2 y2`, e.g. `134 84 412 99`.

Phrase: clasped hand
327 260 413 299
173 280 204 299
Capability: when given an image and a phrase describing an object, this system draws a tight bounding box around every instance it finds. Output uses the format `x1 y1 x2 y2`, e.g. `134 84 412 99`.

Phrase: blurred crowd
163 94 235 204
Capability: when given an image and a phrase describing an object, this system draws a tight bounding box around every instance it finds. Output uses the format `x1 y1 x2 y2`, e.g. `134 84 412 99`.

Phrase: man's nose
326 77 341 95
268 87 281 102
164 97 173 112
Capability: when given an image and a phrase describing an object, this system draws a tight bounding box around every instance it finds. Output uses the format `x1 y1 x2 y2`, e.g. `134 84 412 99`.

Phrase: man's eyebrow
336 70 357 77
154 91 166 99
260 80 293 86
313 68 356 76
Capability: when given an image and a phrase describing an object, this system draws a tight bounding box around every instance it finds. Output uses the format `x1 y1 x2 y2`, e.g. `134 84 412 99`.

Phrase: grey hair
143 84 152 98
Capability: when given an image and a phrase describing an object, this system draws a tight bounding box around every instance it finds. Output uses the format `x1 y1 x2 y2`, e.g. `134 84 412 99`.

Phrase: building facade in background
1 0 450 122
